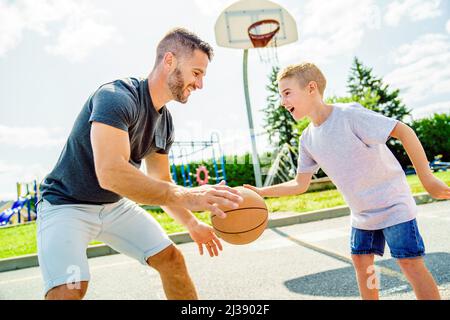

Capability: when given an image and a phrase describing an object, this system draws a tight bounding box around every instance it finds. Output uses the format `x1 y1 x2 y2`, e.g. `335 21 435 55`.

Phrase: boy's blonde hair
277 62 327 96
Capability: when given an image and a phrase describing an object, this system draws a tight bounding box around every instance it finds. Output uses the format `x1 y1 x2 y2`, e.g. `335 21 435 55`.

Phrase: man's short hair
277 62 327 96
155 28 214 65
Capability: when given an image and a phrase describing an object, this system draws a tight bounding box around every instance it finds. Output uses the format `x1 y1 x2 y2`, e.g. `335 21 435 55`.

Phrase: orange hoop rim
247 19 280 48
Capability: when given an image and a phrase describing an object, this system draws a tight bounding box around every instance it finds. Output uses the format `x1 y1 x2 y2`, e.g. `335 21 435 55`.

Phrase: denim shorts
350 219 425 259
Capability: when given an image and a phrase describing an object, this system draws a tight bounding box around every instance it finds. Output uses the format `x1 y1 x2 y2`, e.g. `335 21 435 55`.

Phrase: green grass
1 171 449 260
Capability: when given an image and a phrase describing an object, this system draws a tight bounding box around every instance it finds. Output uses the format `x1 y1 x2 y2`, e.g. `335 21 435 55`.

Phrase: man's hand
187 220 223 257
179 180 243 219
421 174 450 199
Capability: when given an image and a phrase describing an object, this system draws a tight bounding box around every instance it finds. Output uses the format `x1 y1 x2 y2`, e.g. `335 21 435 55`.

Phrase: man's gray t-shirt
40 77 174 205
297 103 417 230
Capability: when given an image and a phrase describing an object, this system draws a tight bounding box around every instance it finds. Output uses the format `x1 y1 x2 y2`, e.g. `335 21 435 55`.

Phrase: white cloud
385 33 450 108
446 20 450 34
279 0 380 65
0 2 24 56
411 101 450 119
385 0 442 27
392 34 449 65
194 0 234 17
0 0 117 62
0 161 49 200
0 125 67 148
45 17 116 62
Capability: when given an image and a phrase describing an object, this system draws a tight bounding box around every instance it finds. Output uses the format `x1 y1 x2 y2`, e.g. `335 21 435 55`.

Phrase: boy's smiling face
279 77 316 121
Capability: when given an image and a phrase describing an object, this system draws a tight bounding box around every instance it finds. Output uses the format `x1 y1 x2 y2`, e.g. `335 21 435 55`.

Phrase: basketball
211 186 268 245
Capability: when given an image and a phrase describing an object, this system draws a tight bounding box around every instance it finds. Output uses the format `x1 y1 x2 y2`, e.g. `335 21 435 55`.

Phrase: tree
263 66 299 155
411 113 450 162
348 57 411 121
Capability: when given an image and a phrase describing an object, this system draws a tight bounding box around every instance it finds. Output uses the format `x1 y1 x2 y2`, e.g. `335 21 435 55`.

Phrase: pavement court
0 200 449 300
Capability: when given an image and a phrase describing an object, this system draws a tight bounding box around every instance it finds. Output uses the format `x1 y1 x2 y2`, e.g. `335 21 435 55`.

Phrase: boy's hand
243 184 264 197
421 174 450 199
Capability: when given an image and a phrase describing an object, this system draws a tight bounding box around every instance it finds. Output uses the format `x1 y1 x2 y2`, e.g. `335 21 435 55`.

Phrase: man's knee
147 245 186 273
45 281 89 300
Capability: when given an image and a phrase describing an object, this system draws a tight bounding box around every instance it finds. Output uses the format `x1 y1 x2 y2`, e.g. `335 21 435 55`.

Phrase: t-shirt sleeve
156 129 174 155
156 110 175 155
297 135 320 174
89 86 137 132
349 106 398 146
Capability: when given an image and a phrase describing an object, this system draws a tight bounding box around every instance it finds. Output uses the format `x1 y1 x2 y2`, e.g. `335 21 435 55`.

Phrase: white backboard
214 0 298 49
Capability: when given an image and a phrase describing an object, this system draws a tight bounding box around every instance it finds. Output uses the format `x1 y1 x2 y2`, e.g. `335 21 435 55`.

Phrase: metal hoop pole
243 49 263 187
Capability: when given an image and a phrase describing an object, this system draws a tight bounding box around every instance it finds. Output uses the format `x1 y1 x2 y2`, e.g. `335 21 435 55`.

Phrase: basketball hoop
247 19 280 65
248 19 280 48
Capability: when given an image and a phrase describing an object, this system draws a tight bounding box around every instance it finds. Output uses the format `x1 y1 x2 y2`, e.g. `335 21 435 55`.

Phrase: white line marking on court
295 228 348 243
0 260 137 286
380 285 409 295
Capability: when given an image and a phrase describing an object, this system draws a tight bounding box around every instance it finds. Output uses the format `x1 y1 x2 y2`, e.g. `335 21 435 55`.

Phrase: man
38 28 243 300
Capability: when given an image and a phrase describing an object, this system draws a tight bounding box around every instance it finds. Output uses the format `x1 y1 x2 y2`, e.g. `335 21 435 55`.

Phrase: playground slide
0 198 29 226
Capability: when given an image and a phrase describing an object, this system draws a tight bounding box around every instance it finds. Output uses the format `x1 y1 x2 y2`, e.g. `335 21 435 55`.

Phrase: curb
0 193 440 273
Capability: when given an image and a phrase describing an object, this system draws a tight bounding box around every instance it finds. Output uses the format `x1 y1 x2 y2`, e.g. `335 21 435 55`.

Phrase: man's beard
168 67 188 103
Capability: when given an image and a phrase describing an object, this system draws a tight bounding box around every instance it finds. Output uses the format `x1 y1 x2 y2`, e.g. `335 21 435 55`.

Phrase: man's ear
163 52 177 72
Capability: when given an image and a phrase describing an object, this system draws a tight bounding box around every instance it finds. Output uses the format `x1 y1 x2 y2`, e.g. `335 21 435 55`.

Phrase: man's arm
144 152 224 257
244 172 313 197
90 122 242 217
390 122 450 199
143 152 201 228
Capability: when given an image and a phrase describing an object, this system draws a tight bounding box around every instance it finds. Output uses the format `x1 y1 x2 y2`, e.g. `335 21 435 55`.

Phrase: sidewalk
0 193 438 272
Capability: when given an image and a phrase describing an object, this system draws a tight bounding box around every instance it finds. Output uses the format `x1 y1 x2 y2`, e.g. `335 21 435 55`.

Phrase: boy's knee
351 254 374 266
147 245 186 273
397 257 423 270
45 281 88 300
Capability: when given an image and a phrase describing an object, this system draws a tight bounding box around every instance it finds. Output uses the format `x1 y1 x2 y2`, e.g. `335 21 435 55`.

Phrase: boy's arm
390 122 450 199
244 172 313 197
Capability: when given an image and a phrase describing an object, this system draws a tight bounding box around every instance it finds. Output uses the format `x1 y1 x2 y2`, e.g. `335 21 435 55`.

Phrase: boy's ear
308 81 317 94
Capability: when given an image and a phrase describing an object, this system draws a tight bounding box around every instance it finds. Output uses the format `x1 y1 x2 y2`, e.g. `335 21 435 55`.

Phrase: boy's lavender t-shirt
297 103 417 230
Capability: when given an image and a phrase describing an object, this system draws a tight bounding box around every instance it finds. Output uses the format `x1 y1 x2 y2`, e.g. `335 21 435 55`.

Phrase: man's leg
37 200 99 300
397 257 440 300
147 245 198 300
351 254 379 300
98 199 197 300
46 281 89 300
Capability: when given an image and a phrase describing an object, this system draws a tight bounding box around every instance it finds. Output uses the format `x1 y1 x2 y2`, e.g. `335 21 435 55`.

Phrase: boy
244 62 450 300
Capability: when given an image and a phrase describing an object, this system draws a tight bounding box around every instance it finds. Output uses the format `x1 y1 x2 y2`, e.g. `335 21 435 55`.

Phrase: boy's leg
37 200 100 299
351 254 379 300
383 219 440 300
396 257 440 300
350 227 385 300
98 199 197 300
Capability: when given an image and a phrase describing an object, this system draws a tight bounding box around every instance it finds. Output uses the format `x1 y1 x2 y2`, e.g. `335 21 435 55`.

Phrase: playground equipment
0 181 38 227
263 143 297 187
169 133 227 187
215 0 298 187
405 155 450 175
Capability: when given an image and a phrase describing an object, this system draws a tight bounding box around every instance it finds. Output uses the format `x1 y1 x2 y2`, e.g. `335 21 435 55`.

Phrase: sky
0 0 449 200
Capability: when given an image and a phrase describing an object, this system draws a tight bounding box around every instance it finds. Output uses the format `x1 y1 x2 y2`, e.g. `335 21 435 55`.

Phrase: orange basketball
211 186 268 245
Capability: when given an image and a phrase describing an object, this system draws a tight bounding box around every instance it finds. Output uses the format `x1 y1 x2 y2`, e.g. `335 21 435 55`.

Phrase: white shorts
36 198 173 295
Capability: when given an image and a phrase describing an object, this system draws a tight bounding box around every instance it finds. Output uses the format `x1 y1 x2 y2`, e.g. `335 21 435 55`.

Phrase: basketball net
248 19 280 66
